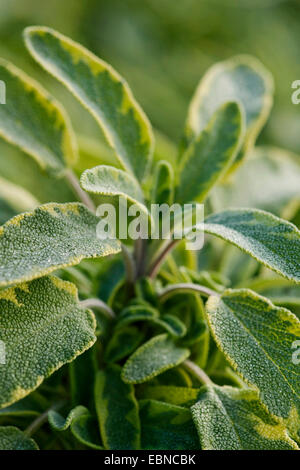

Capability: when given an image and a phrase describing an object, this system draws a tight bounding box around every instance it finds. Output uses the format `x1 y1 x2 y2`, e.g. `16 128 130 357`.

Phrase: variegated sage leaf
206 289 300 433
80 165 149 218
95 365 140 450
182 55 273 171
25 26 154 180
0 59 77 175
122 334 190 384
191 385 298 450
176 102 244 203
48 406 88 431
204 208 300 283
0 276 96 408
0 427 38 450
0 202 120 287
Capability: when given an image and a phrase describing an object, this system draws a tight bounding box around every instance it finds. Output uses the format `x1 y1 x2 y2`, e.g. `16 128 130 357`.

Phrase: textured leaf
25 26 154 180
176 102 244 203
192 385 298 450
0 202 120 287
0 177 38 225
80 165 149 217
0 426 38 450
139 399 199 450
122 334 190 384
182 55 273 170
152 160 174 205
204 208 300 283
49 406 88 431
0 59 77 175
95 365 140 450
206 289 300 425
0 276 96 408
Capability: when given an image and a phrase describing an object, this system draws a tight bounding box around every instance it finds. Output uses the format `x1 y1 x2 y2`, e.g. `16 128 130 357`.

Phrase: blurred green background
1 0 300 149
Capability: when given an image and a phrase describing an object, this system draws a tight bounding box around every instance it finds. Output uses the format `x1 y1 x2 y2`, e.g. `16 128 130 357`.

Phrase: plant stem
121 244 136 284
159 283 218 302
80 298 115 319
65 168 96 212
25 401 65 437
134 238 147 278
183 360 213 386
148 239 179 279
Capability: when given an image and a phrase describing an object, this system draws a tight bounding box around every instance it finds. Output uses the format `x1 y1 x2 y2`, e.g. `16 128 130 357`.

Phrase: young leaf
0 426 38 450
122 334 190 384
176 102 244 203
0 59 77 175
206 289 300 424
0 202 120 287
204 208 300 283
48 406 88 431
182 55 273 170
191 385 298 450
80 165 149 217
0 276 96 408
95 365 141 450
25 26 154 180
151 160 174 205
139 399 199 450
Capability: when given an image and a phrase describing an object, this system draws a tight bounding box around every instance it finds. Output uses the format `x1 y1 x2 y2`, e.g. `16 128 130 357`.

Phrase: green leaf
191 385 299 450
204 208 300 283
182 55 273 170
69 347 97 407
95 365 140 450
206 289 300 426
137 385 200 407
0 59 77 175
0 202 120 287
176 102 244 203
104 326 145 363
0 276 96 408
122 334 190 384
0 426 38 450
139 399 199 450
25 26 154 180
49 406 88 431
80 165 149 217
0 177 39 225
49 405 104 449
151 160 174 205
